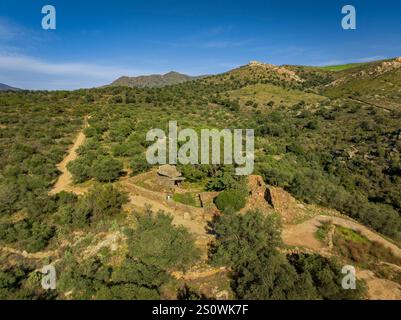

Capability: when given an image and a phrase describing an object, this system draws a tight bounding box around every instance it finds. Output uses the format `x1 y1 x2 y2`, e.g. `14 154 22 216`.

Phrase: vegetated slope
228 83 326 111
0 83 21 91
202 61 304 91
283 65 336 88
110 71 203 88
322 57 401 110
318 62 371 72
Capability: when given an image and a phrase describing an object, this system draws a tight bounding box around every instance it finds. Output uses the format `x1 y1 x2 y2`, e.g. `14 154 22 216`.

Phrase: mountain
0 83 20 91
110 71 204 88
200 60 305 91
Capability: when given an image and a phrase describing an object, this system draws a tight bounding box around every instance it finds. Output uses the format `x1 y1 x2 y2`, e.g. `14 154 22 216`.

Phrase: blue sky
0 0 400 90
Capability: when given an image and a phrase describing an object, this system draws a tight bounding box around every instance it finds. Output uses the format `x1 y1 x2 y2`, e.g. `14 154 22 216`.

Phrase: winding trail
283 215 401 257
0 246 59 260
50 116 88 195
282 215 401 300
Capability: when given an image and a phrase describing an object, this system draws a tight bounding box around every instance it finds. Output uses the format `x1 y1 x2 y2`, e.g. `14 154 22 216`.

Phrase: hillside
0 57 400 300
110 71 203 88
322 57 401 110
201 61 304 91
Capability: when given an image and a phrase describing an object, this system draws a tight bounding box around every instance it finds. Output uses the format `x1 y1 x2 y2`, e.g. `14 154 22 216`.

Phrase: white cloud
0 53 152 90
0 54 143 79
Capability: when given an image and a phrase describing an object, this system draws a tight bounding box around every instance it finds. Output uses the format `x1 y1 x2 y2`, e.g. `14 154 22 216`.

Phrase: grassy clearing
335 226 370 244
315 221 331 243
319 63 366 71
173 192 201 207
228 83 325 109
333 226 401 270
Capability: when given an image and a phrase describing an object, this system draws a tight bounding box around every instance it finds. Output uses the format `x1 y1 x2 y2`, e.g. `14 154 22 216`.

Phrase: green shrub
215 189 246 213
126 210 200 271
129 154 151 176
67 157 91 183
57 184 128 227
91 156 123 182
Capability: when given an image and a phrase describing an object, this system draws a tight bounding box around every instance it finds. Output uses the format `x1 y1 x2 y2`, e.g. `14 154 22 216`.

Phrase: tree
287 253 366 300
233 250 308 300
126 210 200 271
209 210 282 267
67 157 91 183
130 154 151 176
214 189 247 213
57 209 201 300
208 210 365 300
56 184 128 227
91 156 123 182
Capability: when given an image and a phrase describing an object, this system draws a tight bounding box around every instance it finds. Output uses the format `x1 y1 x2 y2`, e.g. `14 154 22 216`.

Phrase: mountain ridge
0 83 21 91
110 71 206 88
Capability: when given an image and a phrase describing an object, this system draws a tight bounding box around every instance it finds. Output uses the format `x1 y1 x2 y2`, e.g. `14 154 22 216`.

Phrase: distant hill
110 71 204 88
318 62 370 72
0 83 21 91
198 60 305 91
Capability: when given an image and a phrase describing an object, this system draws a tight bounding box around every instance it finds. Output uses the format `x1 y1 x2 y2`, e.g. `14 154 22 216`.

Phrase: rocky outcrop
247 61 304 83
241 175 273 213
264 186 307 224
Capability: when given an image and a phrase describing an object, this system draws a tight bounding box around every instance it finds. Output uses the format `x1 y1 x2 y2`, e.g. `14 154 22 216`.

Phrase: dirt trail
172 267 227 281
282 215 401 258
282 215 401 300
0 246 59 260
358 270 401 300
50 117 88 195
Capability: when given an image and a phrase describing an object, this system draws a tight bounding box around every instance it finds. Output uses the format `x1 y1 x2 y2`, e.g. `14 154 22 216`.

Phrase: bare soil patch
50 117 88 195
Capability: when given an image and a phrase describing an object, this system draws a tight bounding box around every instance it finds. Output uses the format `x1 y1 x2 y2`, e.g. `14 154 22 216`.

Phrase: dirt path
172 267 227 281
282 215 401 300
358 270 401 300
282 215 401 257
50 117 88 195
0 246 59 260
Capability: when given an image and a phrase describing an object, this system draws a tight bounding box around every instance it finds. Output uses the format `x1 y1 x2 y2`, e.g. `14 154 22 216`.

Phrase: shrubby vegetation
56 185 128 228
57 209 200 299
67 141 123 183
0 59 399 299
0 264 55 299
253 100 401 240
215 189 247 213
209 210 366 300
178 164 248 212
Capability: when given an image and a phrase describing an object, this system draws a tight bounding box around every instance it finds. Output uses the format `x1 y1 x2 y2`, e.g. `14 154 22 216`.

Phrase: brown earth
358 270 401 300
50 116 88 195
241 175 272 213
118 176 214 256
282 215 401 258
